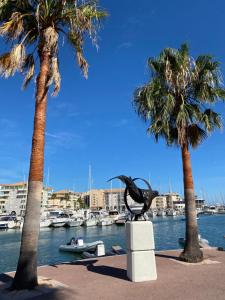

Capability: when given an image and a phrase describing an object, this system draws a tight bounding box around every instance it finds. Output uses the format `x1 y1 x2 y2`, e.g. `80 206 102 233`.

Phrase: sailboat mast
88 164 92 208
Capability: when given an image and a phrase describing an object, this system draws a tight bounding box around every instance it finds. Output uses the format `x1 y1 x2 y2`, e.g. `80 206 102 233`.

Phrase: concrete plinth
127 249 157 282
126 221 157 282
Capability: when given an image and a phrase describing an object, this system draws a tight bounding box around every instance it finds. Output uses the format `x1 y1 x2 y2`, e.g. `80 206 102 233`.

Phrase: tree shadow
155 253 181 261
0 273 13 284
31 288 76 300
69 260 128 281
0 274 75 300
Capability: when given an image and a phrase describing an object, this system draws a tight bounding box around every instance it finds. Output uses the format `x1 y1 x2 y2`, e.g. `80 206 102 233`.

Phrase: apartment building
48 190 81 210
82 189 105 210
151 195 167 209
104 189 125 212
0 182 52 216
165 193 182 208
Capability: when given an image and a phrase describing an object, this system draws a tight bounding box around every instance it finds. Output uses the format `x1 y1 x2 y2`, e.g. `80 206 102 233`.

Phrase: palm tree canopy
0 0 107 94
134 44 225 148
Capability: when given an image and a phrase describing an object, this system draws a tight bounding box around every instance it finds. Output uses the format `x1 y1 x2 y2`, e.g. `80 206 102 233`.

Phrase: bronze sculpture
108 175 158 221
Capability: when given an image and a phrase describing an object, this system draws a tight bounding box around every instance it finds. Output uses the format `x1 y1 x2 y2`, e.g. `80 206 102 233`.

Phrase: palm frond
0 0 107 93
22 54 35 89
0 12 25 39
187 124 207 148
47 56 61 96
0 44 25 77
67 31 88 78
133 43 224 149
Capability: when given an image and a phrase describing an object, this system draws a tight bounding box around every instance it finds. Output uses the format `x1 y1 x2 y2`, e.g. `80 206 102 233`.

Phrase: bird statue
108 175 158 221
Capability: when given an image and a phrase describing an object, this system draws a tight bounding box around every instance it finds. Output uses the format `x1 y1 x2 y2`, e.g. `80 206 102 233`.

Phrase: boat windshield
109 211 119 216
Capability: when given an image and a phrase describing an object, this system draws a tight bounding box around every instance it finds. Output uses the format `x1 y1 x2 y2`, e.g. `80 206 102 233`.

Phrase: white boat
51 219 66 228
115 216 127 225
59 238 104 253
98 218 114 226
0 216 18 229
166 209 177 216
157 210 166 217
108 210 120 221
148 210 157 218
66 218 83 227
83 218 98 227
50 213 70 228
40 219 52 228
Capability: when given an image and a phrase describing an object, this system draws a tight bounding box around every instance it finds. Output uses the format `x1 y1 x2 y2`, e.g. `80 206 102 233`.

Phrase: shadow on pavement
155 253 180 261
71 260 128 281
0 273 13 285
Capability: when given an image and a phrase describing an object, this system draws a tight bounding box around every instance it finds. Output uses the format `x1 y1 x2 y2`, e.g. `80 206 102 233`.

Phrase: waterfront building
151 195 167 209
165 193 182 208
0 182 52 216
174 201 185 210
104 189 125 212
48 190 81 210
0 182 28 215
195 196 205 210
82 189 105 210
0 197 6 213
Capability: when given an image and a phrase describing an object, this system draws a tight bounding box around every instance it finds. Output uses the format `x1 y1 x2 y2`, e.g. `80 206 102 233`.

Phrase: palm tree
0 0 107 289
134 44 225 263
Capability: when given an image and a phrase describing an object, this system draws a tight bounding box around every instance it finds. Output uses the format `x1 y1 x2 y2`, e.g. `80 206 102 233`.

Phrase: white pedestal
126 221 157 282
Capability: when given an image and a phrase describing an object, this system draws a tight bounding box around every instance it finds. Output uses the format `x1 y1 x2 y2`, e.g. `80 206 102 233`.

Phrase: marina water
0 215 225 274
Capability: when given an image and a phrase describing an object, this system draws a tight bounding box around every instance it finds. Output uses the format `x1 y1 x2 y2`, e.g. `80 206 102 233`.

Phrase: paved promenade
1 248 225 300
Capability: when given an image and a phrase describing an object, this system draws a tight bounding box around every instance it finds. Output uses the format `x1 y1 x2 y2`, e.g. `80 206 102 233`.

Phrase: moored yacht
50 213 70 228
148 210 157 218
166 209 177 216
98 218 114 226
83 217 98 227
157 210 166 217
0 215 18 229
40 218 52 228
66 217 83 227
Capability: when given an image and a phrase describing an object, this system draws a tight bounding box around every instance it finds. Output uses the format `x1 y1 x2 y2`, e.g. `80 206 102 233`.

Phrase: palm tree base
11 280 38 291
11 272 38 290
179 249 203 263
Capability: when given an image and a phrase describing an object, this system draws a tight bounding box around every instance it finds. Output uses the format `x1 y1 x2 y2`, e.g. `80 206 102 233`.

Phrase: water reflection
0 215 224 273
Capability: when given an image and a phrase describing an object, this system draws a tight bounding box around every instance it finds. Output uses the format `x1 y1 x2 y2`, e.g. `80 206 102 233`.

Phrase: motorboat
108 210 120 221
98 218 114 226
115 218 126 225
148 210 157 218
59 237 104 253
65 218 83 227
178 235 211 248
83 218 98 227
51 219 66 228
0 216 18 229
166 209 177 216
115 213 127 225
50 213 70 228
40 218 52 228
157 210 166 217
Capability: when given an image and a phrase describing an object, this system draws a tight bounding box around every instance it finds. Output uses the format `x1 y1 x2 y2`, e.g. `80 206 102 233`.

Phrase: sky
1 0 225 203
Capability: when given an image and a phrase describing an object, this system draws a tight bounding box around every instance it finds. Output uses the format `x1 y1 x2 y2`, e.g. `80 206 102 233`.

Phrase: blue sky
1 0 225 203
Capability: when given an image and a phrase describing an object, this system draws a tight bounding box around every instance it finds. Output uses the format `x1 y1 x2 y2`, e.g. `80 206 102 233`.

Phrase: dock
1 248 225 300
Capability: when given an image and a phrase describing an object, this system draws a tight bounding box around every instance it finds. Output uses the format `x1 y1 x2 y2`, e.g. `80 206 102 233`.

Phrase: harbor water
0 215 225 274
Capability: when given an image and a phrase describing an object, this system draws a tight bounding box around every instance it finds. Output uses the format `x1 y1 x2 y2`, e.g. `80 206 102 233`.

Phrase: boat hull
83 219 97 227
51 222 66 228
59 241 103 253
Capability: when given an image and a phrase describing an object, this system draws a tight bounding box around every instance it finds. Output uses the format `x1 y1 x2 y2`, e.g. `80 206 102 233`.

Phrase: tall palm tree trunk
12 50 50 290
179 143 203 263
